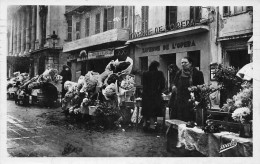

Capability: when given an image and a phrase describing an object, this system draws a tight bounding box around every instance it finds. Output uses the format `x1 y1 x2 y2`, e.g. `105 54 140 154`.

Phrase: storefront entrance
160 53 176 89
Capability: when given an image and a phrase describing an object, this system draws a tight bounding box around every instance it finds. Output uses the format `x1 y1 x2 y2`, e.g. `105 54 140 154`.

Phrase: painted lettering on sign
88 49 114 59
172 40 196 49
142 46 161 53
130 19 196 40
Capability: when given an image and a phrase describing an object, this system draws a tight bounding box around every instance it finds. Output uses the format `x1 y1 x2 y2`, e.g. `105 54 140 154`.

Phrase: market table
166 119 253 157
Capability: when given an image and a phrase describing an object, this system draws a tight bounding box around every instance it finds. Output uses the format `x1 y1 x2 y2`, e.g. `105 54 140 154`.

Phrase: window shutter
121 6 124 28
190 6 194 21
103 8 107 32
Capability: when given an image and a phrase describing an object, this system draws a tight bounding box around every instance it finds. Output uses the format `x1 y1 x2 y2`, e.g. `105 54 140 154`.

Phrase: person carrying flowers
172 57 204 122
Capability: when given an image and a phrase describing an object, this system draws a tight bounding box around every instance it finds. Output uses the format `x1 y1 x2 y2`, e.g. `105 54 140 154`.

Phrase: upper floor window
234 6 246 14
141 6 149 31
85 17 90 37
166 6 177 30
190 6 201 23
76 21 81 40
121 6 128 28
67 16 72 41
95 13 101 34
104 7 114 32
223 6 231 17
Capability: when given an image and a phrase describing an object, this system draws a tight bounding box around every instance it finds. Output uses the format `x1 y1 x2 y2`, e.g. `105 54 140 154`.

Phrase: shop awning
126 25 209 44
217 33 252 42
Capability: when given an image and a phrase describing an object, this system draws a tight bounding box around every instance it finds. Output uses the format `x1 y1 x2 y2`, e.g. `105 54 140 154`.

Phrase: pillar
30 6 36 51
9 19 13 55
16 12 21 56
13 16 17 55
25 6 31 53
21 8 26 55
36 5 42 49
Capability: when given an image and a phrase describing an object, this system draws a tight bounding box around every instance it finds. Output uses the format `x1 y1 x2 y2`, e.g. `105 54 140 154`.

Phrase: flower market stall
7 69 63 107
61 57 137 128
166 63 253 157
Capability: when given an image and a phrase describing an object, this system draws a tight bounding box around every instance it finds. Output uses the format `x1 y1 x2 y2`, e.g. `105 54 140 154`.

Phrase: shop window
95 13 101 34
187 50 200 70
234 6 246 14
223 6 230 17
75 21 81 40
85 17 90 37
121 6 128 28
104 7 114 32
190 6 201 23
141 6 149 32
227 50 250 69
67 16 72 41
166 6 177 30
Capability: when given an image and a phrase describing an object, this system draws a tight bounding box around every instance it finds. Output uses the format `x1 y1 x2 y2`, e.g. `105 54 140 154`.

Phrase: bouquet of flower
221 82 253 113
120 75 135 90
214 64 242 88
102 83 116 99
232 107 251 124
188 84 219 110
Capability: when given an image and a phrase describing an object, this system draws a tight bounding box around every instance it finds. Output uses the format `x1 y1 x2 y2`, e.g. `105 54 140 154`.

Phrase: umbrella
236 62 253 81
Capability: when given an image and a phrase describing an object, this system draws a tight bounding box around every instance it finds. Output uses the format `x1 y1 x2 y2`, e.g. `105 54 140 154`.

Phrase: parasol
236 62 253 81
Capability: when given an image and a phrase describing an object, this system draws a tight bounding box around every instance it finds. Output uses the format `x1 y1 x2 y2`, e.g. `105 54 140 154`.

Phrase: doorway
159 53 176 89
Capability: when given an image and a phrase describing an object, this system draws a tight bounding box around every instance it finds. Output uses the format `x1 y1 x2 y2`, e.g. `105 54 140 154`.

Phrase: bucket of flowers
188 84 220 127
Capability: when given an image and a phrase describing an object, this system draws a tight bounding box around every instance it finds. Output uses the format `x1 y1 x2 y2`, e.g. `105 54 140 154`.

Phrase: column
25 6 31 53
17 12 21 56
13 16 17 55
30 6 36 51
9 19 13 55
21 9 26 55
36 5 42 49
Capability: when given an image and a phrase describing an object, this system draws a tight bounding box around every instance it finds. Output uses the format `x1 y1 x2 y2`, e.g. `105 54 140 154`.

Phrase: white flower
232 107 251 123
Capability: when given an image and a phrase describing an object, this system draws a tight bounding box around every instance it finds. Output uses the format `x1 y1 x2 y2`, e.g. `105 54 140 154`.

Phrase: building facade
127 6 253 89
216 6 253 68
63 6 133 82
7 5 68 78
127 6 218 88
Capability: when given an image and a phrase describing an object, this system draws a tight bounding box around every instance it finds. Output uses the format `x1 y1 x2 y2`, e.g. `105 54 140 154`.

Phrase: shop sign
142 40 196 53
88 49 114 59
77 56 88 61
67 54 77 61
130 19 196 40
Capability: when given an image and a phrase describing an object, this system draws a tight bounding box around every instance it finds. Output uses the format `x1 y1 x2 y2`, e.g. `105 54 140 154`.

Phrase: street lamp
50 31 58 48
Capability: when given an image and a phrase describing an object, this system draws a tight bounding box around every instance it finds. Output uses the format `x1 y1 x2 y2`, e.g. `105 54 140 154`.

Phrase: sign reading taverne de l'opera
129 19 196 40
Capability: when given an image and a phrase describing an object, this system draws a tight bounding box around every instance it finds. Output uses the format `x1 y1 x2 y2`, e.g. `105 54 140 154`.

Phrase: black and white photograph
0 0 260 163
